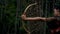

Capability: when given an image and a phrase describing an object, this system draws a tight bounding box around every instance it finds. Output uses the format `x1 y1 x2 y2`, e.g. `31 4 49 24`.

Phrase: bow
22 3 37 34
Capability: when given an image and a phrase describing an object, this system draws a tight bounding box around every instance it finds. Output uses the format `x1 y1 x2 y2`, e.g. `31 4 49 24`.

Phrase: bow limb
22 3 37 33
22 3 37 15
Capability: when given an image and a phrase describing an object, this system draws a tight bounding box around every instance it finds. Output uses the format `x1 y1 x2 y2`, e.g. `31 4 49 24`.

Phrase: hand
21 14 26 20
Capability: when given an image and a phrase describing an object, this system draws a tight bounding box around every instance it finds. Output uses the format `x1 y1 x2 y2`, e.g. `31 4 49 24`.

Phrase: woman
21 2 60 34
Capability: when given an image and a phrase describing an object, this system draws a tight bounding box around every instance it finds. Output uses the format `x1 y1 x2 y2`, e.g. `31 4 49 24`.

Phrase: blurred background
0 0 60 34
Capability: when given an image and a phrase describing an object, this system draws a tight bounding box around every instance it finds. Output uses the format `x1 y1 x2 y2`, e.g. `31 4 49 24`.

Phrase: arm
21 3 55 21
21 14 55 21
21 3 40 21
46 17 56 21
21 14 42 21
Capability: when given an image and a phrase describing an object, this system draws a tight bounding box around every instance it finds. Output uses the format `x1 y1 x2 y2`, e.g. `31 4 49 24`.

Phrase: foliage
0 0 60 34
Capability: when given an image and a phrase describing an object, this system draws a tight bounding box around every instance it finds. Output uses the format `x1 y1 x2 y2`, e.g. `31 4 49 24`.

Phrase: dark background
0 0 60 34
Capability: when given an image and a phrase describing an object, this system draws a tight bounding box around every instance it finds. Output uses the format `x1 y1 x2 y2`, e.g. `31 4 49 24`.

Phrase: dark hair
54 2 60 9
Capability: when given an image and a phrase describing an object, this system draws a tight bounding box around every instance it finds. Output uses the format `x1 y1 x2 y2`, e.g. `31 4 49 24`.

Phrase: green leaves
0 0 17 34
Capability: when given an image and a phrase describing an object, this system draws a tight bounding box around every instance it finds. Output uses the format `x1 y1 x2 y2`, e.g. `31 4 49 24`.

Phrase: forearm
21 15 46 21
24 17 42 21
21 14 55 21
22 17 55 21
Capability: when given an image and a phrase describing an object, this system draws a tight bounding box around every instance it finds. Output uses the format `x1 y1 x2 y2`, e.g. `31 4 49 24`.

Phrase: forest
0 0 60 34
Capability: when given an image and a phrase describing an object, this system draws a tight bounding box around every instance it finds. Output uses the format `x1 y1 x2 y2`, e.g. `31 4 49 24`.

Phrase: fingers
21 14 26 20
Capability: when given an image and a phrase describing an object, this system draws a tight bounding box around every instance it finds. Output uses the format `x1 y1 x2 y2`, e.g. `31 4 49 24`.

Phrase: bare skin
21 8 60 33
21 13 55 21
21 8 60 21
